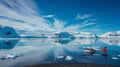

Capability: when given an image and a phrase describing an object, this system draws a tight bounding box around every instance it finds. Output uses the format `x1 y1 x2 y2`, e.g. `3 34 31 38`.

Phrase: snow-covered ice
56 56 64 59
112 57 119 60
65 56 73 61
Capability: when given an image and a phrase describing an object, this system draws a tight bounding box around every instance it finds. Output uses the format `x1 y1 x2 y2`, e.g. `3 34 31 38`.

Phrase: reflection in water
82 48 96 56
55 38 75 45
102 54 108 60
74 39 98 45
101 46 108 60
100 39 120 46
0 38 120 67
1 53 23 60
0 39 19 49
0 39 23 63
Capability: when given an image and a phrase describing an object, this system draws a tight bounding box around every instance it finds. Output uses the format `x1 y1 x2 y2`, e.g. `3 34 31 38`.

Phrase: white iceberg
56 56 64 59
65 56 73 61
118 55 120 57
112 57 119 60
1 53 23 60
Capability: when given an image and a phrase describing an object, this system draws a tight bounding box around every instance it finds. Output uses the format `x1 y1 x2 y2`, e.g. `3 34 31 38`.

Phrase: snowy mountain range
100 31 120 39
0 26 120 39
71 32 98 39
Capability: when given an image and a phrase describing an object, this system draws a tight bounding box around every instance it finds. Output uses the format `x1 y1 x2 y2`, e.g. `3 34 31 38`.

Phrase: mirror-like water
0 38 120 67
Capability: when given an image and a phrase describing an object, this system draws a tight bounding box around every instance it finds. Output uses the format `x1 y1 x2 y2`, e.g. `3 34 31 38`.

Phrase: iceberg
65 56 73 61
1 53 23 60
0 26 20 38
112 57 119 60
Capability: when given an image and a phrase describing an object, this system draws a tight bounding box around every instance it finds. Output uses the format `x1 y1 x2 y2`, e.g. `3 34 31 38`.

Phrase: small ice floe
65 56 73 61
112 57 119 60
1 53 23 60
118 55 120 57
56 56 64 59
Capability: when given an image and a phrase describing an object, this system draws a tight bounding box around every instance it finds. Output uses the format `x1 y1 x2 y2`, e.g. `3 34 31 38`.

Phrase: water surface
0 38 120 67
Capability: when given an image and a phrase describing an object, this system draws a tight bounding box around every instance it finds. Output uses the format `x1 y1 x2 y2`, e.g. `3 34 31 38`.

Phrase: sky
0 0 120 36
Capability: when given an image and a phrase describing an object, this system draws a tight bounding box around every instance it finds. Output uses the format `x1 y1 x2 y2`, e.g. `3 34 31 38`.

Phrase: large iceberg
0 26 20 38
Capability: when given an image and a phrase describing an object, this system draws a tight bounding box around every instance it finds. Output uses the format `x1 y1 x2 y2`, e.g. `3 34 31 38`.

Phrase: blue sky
36 0 120 35
0 0 120 36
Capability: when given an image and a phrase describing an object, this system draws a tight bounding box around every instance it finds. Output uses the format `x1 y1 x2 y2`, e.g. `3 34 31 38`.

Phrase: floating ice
65 56 73 60
56 56 64 59
0 53 23 60
112 57 119 60
118 55 120 57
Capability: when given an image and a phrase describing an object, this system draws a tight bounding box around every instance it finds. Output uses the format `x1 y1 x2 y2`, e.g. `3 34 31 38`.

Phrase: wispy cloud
75 13 97 28
75 13 92 20
52 19 80 32
0 0 98 36
82 19 89 24
80 22 96 28
0 0 82 36
53 19 66 30
0 0 52 36
42 14 54 18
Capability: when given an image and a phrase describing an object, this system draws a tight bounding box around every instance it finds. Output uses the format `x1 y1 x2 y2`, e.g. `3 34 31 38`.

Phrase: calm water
0 38 120 67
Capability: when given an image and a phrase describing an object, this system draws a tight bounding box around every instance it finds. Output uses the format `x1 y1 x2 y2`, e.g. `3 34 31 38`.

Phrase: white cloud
75 13 92 20
80 22 96 28
80 18 96 28
0 0 97 36
65 24 80 32
82 19 89 24
53 19 66 30
52 19 81 32
42 14 54 18
0 0 52 36
75 13 97 28
0 0 81 36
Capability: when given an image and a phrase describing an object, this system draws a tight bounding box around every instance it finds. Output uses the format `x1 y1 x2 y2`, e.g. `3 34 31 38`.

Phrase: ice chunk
118 55 120 57
65 56 73 60
112 57 119 60
56 56 64 59
1 53 23 60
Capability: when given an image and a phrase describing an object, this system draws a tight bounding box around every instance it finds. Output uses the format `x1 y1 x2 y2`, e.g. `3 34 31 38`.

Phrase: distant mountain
0 26 20 38
72 32 98 39
21 32 97 39
1 25 120 39
100 31 120 39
